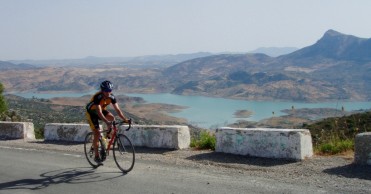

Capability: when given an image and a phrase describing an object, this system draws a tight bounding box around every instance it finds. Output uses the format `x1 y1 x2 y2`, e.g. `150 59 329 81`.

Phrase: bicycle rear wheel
113 134 135 173
84 132 104 168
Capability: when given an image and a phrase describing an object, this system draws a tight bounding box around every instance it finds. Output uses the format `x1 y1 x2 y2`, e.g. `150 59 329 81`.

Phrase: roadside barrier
354 132 371 165
44 123 91 142
121 125 191 149
4 122 369 163
0 121 35 140
0 122 314 160
215 127 313 160
43 123 191 149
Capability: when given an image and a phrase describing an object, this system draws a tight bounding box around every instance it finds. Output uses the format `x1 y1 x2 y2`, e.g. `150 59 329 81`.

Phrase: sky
1 0 371 60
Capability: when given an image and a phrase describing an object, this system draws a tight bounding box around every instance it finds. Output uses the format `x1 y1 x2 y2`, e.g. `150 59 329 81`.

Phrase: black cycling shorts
86 109 110 130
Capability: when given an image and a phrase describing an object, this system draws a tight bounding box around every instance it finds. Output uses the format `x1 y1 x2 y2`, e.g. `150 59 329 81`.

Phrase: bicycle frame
100 120 131 155
103 125 117 154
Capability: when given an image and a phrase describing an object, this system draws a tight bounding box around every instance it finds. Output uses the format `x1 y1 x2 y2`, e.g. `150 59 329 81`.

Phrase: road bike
84 119 135 173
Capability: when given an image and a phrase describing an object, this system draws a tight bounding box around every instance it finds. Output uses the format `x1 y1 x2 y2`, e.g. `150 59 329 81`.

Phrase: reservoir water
126 93 371 128
11 92 371 129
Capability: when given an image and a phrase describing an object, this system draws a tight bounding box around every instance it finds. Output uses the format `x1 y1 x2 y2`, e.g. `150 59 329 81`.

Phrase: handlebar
113 118 132 131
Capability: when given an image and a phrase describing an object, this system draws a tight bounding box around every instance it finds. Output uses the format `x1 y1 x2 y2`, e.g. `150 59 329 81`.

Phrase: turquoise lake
11 92 371 129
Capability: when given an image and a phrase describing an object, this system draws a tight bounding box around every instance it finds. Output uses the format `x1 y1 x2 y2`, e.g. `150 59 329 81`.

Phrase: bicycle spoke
113 134 135 173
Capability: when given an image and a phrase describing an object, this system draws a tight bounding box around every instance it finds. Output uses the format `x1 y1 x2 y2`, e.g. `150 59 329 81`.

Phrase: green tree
0 82 7 114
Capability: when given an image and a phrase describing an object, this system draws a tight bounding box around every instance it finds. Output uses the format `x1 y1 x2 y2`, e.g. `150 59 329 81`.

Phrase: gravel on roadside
1 139 370 193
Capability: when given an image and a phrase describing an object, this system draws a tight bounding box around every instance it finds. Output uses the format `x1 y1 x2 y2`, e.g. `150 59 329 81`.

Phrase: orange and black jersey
86 92 117 114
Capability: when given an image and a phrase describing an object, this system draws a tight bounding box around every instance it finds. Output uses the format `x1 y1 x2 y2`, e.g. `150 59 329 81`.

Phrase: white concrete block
215 127 313 160
0 121 35 140
121 125 191 149
354 132 371 165
44 123 91 142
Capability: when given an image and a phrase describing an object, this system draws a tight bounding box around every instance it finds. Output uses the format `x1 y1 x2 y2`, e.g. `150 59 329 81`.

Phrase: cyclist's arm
112 103 128 122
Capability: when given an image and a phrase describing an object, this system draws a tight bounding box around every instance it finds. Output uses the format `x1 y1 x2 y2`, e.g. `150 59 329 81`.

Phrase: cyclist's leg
92 128 100 159
86 111 101 159
103 110 115 138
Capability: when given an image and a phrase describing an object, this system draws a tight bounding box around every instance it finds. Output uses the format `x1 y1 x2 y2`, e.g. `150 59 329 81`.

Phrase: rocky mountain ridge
161 30 371 101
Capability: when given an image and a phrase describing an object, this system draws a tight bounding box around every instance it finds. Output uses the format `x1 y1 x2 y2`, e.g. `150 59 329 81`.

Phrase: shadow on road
323 163 371 180
29 140 83 146
0 167 124 191
134 147 175 155
134 147 296 167
186 152 297 167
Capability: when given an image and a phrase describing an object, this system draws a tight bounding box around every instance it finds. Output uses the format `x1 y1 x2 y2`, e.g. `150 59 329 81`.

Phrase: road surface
0 145 333 194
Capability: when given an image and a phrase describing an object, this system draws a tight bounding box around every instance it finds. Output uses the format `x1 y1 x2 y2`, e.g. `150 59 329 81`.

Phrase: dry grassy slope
0 67 66 91
0 64 366 102
0 66 161 93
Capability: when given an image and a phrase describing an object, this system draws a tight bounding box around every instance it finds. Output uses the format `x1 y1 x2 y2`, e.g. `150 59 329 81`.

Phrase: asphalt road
0 146 336 194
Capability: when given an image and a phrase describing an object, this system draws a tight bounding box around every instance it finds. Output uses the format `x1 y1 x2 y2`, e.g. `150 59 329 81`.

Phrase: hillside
0 29 370 102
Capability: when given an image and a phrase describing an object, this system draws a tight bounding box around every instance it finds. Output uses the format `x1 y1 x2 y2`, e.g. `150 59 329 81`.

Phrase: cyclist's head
100 80 113 92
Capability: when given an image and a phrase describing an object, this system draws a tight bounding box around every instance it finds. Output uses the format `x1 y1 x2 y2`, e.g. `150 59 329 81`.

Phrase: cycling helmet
100 80 113 92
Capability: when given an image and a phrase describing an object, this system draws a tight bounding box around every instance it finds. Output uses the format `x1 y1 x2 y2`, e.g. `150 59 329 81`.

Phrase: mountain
275 30 371 101
9 52 213 68
0 61 36 70
160 30 371 102
280 29 371 63
249 47 298 57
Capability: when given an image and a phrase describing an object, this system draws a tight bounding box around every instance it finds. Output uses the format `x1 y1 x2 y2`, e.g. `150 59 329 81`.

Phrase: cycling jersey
86 91 118 130
86 91 117 114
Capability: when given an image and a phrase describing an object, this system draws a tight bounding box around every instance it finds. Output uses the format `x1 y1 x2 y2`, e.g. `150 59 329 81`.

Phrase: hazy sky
1 0 370 60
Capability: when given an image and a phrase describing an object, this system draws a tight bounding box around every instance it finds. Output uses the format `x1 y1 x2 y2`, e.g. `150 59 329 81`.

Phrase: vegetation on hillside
0 83 7 114
0 82 15 122
4 95 86 138
305 111 371 154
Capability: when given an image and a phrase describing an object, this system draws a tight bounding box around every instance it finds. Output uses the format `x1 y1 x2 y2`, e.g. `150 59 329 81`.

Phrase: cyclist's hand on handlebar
106 121 113 128
125 118 132 124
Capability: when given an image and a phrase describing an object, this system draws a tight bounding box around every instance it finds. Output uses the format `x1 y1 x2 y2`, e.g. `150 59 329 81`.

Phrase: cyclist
86 80 129 164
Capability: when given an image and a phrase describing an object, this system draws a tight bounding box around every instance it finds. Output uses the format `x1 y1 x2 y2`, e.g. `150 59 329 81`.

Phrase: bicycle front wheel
113 134 135 173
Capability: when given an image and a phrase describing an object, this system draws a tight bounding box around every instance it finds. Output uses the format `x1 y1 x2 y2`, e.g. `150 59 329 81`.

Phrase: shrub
317 139 354 154
308 111 370 155
190 130 216 150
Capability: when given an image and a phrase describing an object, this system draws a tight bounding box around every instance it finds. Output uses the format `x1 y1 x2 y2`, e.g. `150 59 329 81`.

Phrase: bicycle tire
84 132 104 168
113 134 135 173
